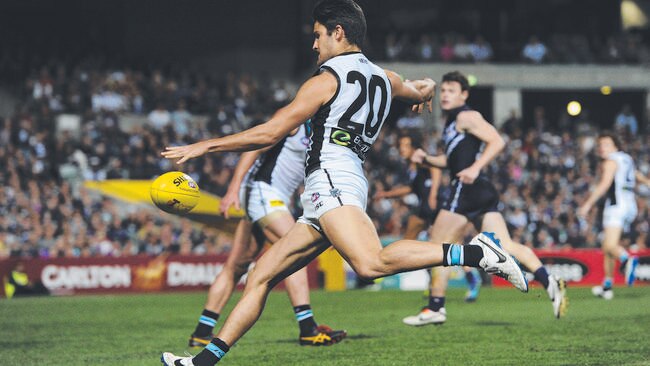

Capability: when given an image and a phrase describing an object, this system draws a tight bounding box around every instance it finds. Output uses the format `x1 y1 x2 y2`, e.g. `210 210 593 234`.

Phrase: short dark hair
399 133 422 149
313 0 366 47
598 131 622 150
442 71 470 91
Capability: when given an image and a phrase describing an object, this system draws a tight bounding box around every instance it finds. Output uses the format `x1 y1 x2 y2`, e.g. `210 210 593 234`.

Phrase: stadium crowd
381 31 650 64
1 62 649 259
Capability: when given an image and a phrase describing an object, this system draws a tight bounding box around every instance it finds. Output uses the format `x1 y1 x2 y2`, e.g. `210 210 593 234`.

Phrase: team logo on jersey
311 193 320 202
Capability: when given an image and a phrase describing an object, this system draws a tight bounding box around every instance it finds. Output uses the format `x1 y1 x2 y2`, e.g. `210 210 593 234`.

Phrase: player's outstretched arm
578 159 617 217
385 71 435 113
162 72 336 164
455 111 505 184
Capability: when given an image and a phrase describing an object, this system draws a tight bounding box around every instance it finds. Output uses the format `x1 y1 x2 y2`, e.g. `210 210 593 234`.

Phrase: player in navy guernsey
187 121 345 349
374 133 482 304
161 2 527 365
406 71 568 326
578 132 650 299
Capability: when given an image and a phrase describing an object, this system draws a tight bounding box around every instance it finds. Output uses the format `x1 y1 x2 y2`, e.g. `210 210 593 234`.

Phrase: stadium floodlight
567 101 582 116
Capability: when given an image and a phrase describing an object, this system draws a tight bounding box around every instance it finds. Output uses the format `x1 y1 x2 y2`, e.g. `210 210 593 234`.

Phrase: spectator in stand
501 109 522 137
615 104 638 135
148 101 171 131
172 99 192 138
522 35 548 64
470 35 493 63
416 34 436 62
385 33 404 61
453 35 473 62
439 35 455 62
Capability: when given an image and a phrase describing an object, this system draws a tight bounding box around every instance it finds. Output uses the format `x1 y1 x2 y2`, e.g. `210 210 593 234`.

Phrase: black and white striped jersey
305 52 392 177
249 122 310 197
604 151 636 208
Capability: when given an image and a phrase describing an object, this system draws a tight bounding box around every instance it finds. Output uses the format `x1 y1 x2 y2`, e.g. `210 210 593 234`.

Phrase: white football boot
592 285 614 300
473 232 528 292
546 274 568 318
161 352 194 366
402 307 447 326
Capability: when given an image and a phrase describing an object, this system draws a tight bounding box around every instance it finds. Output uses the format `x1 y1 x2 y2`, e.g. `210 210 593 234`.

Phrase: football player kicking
187 121 345 348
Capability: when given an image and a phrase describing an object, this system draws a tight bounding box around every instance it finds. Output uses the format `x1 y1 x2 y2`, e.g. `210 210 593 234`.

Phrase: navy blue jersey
442 105 484 177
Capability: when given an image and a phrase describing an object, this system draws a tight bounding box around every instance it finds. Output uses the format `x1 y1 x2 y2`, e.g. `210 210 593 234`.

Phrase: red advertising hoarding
492 249 650 287
0 254 319 297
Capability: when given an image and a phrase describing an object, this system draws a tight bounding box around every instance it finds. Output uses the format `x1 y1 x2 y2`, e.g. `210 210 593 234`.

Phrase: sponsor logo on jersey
315 201 324 210
329 127 371 161
311 193 320 202
330 188 341 198
330 129 351 147
188 181 197 189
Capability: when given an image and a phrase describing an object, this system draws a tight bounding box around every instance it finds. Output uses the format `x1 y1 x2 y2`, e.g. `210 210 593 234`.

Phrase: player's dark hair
399 133 422 149
442 71 470 91
598 131 622 150
313 0 366 47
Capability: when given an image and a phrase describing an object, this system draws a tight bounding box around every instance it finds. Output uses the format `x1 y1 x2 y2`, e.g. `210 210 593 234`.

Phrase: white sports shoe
161 352 194 366
473 232 528 292
402 307 447 326
592 285 614 300
546 274 568 319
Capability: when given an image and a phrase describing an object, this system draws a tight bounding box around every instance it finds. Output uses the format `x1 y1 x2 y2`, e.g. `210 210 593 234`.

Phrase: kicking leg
190 219 262 347
319 206 526 290
194 224 329 359
263 214 347 345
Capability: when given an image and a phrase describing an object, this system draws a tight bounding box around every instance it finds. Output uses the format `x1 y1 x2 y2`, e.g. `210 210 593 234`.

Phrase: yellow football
150 171 200 214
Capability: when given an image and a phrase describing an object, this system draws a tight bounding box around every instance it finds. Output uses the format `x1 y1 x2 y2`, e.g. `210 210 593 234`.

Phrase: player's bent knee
350 263 384 281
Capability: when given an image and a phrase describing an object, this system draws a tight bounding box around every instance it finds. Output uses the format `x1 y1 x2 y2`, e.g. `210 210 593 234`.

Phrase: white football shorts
240 180 291 225
602 203 637 231
297 168 368 232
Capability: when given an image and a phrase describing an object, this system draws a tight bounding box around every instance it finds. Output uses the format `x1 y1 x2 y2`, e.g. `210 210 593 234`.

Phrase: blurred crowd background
1 57 649 260
1 0 649 259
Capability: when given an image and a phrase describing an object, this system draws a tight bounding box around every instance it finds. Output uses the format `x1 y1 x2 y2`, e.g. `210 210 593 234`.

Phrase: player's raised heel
474 232 528 292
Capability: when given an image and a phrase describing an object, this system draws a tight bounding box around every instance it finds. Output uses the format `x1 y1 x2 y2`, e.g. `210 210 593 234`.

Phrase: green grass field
1 287 649 365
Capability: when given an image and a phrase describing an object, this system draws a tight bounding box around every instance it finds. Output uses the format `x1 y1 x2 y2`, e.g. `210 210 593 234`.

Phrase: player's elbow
493 135 506 152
